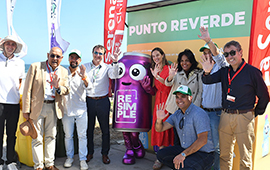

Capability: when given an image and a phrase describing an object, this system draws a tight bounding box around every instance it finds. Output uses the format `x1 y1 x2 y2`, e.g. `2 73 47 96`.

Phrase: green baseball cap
199 42 218 52
69 49 82 58
173 85 192 96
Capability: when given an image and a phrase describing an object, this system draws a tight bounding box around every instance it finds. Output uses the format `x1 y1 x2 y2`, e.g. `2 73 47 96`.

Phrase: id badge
52 88 56 98
226 95 235 102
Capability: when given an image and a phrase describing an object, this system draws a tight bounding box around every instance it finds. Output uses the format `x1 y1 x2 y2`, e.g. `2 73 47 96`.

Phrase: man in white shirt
84 45 120 164
62 49 89 170
0 35 24 170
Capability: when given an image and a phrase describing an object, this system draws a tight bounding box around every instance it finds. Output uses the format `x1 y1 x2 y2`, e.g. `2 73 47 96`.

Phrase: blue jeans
206 110 221 170
157 145 214 170
86 97 110 155
62 111 88 160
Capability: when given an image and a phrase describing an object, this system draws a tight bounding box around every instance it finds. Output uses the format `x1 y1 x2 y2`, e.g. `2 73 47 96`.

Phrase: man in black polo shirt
201 39 269 170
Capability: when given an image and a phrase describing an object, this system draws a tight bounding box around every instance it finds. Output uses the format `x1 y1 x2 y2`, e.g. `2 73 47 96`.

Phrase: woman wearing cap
0 36 25 170
165 49 203 145
142 47 174 170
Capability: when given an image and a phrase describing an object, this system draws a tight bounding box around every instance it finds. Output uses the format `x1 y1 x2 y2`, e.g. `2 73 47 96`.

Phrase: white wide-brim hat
0 35 23 54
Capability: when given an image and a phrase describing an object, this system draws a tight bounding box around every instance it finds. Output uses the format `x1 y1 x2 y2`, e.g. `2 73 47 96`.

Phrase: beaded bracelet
82 76 87 81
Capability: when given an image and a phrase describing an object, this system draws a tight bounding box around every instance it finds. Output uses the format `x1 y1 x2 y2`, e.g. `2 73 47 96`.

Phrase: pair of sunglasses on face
94 51 104 56
50 54 62 59
223 50 237 58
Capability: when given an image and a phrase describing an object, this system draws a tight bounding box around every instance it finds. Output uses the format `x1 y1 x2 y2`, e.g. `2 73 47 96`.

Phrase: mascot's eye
119 68 123 75
129 64 146 81
118 62 126 79
132 69 140 76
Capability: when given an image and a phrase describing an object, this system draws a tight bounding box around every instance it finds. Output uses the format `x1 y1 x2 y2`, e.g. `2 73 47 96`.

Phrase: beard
70 62 78 68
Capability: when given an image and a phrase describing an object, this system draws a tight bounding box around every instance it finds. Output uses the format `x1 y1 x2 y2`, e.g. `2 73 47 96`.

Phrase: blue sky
0 0 157 65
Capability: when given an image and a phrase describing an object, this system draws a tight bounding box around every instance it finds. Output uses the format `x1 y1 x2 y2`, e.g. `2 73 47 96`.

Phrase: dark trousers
86 97 110 155
0 103 20 165
157 145 214 170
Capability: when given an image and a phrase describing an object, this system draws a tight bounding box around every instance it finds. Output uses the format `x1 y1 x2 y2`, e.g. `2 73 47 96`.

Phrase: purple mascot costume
113 52 152 165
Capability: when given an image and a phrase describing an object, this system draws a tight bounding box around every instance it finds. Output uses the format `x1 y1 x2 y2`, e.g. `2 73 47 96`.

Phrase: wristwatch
181 152 186 157
56 87 61 94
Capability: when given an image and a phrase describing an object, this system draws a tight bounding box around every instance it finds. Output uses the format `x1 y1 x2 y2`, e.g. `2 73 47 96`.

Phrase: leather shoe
45 165 59 170
102 155 110 164
86 154 93 163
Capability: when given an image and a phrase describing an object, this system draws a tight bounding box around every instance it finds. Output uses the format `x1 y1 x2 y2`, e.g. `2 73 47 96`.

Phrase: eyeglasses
94 51 104 56
223 50 236 58
179 117 184 129
50 54 62 59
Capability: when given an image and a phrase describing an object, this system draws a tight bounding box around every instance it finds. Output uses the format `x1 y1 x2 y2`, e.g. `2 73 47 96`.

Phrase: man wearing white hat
62 49 90 170
155 85 215 170
0 35 25 170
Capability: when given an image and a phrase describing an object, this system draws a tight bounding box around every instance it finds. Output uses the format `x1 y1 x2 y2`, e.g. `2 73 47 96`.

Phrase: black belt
87 94 108 100
203 108 223 112
44 100 55 104
223 109 253 114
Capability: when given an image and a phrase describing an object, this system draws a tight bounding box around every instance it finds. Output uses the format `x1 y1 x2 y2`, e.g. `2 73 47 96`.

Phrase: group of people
150 26 269 170
0 38 120 170
0 25 269 170
149 27 222 170
21 45 120 170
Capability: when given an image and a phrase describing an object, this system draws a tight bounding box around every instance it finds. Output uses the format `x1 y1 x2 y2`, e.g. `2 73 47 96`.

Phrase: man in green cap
62 49 90 170
155 85 215 170
198 26 229 170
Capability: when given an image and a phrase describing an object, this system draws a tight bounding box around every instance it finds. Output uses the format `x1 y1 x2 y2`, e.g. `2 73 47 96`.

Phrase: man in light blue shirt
198 26 229 170
155 85 214 170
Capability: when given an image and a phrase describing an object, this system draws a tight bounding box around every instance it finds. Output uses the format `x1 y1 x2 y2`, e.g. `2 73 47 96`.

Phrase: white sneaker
0 165 3 170
7 163 18 170
80 160 88 170
64 158 73 168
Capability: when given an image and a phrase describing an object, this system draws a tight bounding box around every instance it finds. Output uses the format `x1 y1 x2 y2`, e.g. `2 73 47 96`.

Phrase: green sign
127 0 253 45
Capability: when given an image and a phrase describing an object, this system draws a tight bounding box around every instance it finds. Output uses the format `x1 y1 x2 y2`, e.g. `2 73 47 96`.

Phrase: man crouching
155 85 214 170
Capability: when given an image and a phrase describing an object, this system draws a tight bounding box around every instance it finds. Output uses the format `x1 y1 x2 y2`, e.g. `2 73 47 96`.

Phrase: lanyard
46 61 57 89
5 57 8 67
227 61 246 93
92 65 101 81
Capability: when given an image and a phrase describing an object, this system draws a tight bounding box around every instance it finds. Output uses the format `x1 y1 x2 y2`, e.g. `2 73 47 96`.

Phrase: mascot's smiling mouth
122 82 132 86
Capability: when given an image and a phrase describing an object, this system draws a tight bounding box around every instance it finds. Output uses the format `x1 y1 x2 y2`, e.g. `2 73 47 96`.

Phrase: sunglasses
179 117 184 129
50 54 62 59
94 51 104 56
223 50 236 58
